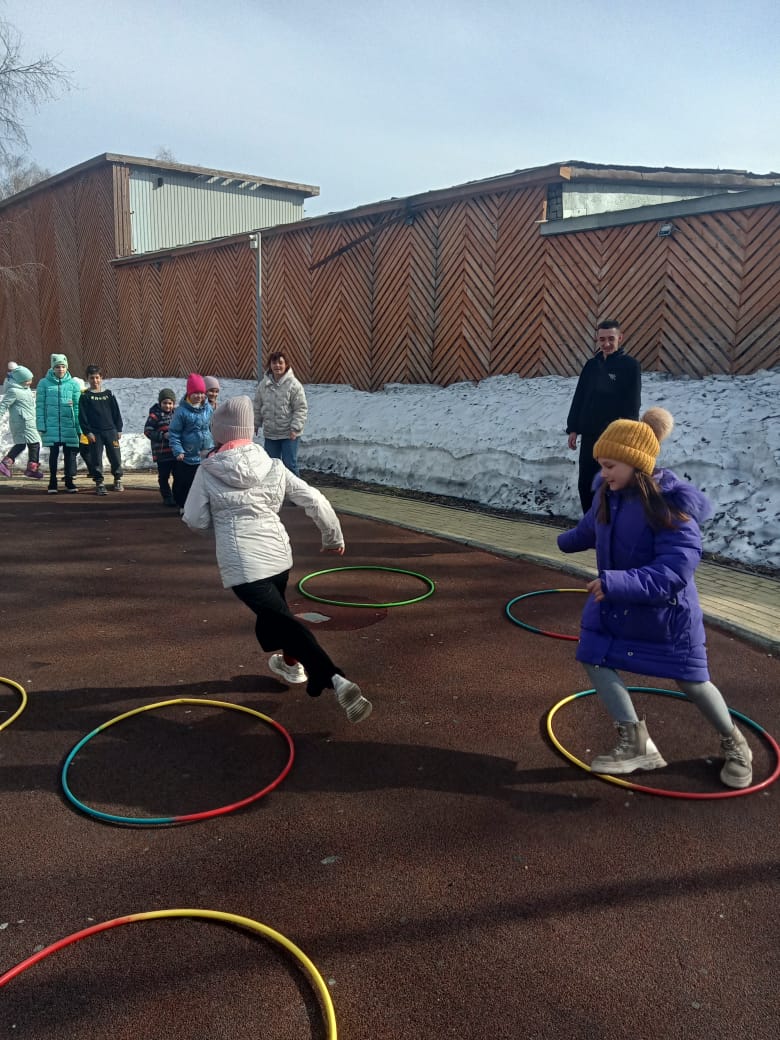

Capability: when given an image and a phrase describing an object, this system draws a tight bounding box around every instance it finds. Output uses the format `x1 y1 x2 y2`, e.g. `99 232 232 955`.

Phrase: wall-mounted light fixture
658 222 676 238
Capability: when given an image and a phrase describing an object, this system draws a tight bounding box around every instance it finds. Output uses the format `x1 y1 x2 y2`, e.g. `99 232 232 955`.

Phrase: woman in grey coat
253 351 308 476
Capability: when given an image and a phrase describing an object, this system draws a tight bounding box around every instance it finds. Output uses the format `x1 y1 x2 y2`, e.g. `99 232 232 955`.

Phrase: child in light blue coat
0 366 44 479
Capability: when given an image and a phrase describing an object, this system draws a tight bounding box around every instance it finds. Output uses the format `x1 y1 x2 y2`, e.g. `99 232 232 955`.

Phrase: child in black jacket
78 365 124 494
144 388 177 506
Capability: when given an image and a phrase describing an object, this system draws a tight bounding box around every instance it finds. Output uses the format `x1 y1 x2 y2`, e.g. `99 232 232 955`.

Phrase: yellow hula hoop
0 677 28 733
547 691 635 790
0 908 338 1038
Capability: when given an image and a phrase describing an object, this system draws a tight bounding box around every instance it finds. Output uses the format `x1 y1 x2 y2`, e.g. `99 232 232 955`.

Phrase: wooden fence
114 241 257 378
261 190 780 387
3 169 778 386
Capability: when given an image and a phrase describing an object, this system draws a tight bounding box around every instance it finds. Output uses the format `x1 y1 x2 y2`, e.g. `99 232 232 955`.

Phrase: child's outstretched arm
284 471 344 551
557 506 596 554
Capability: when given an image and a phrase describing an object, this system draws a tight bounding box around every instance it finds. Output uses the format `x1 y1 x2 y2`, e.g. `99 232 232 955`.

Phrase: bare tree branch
0 18 72 160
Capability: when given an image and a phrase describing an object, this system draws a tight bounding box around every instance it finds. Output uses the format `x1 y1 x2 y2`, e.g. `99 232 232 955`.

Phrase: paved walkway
320 486 780 653
3 470 777 651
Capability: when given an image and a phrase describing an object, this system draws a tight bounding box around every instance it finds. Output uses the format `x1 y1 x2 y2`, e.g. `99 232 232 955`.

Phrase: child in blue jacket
167 374 214 510
558 407 752 789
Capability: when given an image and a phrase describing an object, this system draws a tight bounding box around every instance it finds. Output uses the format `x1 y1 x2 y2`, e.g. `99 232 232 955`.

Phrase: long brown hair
596 470 690 530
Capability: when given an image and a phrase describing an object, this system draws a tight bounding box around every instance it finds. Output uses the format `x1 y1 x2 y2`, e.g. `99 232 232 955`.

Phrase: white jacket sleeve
284 472 343 548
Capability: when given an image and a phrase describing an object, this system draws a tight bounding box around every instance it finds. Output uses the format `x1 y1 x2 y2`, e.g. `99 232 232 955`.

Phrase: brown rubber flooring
1 481 779 1039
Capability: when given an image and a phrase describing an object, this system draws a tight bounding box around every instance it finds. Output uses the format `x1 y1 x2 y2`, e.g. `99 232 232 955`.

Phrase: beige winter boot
591 720 667 774
720 725 753 789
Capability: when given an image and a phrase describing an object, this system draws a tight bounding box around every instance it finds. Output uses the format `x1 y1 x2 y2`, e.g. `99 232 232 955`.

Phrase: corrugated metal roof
128 168 303 254
0 153 319 211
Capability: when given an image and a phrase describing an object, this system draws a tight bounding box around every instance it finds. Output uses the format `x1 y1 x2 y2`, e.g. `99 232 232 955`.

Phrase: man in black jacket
566 320 641 512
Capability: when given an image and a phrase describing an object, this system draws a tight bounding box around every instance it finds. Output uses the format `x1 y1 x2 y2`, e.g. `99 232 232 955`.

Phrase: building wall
114 240 258 378
261 189 780 388
0 164 120 379
128 169 306 255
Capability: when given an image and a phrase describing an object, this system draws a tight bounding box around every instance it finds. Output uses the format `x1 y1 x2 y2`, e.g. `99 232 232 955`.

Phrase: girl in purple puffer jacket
557 407 752 789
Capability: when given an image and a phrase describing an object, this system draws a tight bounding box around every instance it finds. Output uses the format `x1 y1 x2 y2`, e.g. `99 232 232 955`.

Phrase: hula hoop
298 565 435 608
0 908 337 1038
61 698 294 825
547 686 780 799
505 588 587 641
0 677 27 732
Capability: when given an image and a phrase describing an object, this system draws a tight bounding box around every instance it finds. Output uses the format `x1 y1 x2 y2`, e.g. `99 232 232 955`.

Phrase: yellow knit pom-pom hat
593 407 674 475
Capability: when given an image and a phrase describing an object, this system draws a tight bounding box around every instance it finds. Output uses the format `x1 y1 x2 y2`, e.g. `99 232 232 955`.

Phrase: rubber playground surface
1 480 778 1039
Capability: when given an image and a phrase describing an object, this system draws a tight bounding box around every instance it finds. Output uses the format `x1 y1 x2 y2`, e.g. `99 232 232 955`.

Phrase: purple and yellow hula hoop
61 698 294 825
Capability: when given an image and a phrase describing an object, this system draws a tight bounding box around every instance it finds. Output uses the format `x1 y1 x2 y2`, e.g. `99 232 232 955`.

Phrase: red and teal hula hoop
0 908 337 1038
505 588 587 641
298 564 435 608
547 686 780 799
61 698 294 825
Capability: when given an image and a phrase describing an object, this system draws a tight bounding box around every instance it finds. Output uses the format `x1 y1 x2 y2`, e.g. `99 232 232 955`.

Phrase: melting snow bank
301 371 780 572
8 369 778 571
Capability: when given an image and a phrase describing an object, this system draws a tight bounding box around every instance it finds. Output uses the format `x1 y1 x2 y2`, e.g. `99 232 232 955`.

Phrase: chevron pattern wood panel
6 205 42 362
372 210 437 387
735 204 780 373
52 184 83 366
116 264 145 374
33 192 61 371
542 225 604 376
194 244 257 378
74 168 119 371
432 195 499 385
590 222 668 372
311 221 373 388
493 187 548 375
116 243 257 379
262 230 312 375
659 211 743 375
161 252 198 375
3 172 779 385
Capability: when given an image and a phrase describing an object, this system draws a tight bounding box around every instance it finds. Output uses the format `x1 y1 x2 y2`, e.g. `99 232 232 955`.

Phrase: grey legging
583 663 734 736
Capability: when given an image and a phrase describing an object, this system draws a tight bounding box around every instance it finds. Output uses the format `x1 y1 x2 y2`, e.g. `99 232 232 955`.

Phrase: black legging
172 460 199 508
577 434 600 513
48 443 78 486
6 442 40 464
232 570 341 697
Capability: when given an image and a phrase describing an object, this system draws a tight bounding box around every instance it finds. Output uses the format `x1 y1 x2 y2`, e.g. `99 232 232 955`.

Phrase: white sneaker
268 654 307 684
332 675 372 723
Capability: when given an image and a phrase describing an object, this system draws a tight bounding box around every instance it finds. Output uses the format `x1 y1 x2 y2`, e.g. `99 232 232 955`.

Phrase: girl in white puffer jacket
182 396 372 723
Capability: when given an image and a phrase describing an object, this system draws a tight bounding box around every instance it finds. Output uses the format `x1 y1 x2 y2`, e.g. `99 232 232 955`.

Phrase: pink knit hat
212 396 254 445
186 373 206 395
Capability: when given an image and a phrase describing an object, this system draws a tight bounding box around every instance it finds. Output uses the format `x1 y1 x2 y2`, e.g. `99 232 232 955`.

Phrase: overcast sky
5 0 780 217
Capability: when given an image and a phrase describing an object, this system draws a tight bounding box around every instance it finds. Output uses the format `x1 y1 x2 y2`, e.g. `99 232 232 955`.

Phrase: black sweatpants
48 444 78 487
577 434 601 514
173 460 199 508
232 571 341 697
89 430 123 485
